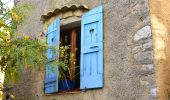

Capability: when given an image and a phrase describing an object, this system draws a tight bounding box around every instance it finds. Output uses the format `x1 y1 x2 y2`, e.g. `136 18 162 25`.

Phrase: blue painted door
44 18 60 94
80 6 103 89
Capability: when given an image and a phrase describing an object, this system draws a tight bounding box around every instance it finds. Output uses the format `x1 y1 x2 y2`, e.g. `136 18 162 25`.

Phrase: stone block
150 87 157 99
134 26 151 41
134 51 153 64
139 64 154 75
132 45 142 54
140 80 149 85
133 38 152 55
133 41 152 54
143 41 152 51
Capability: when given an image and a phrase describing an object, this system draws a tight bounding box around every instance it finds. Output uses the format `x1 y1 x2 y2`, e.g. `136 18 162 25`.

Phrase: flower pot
58 79 75 91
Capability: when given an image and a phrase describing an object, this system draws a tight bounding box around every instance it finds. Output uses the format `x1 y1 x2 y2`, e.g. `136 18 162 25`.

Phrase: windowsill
57 89 81 95
45 89 81 96
44 88 103 96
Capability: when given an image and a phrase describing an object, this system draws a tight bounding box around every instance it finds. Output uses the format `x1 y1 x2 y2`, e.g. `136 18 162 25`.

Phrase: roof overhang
40 4 89 22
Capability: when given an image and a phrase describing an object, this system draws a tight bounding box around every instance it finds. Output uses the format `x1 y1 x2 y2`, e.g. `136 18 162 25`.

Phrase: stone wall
7 0 156 100
133 25 156 99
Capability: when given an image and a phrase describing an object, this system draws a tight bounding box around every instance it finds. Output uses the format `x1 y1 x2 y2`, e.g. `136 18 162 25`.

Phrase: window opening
58 27 81 92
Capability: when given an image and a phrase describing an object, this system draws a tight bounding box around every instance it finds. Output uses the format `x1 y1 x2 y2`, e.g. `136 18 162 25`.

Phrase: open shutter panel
80 6 103 89
45 18 60 94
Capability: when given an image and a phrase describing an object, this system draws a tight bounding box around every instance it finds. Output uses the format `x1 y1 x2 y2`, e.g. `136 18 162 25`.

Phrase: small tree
0 0 46 87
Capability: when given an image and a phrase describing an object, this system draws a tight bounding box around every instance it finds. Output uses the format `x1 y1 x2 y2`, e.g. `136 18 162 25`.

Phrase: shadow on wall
149 0 170 100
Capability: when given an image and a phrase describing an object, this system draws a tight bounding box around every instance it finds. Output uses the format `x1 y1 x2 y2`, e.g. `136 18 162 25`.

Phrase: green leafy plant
0 1 46 87
49 45 71 80
58 45 70 80
0 0 77 92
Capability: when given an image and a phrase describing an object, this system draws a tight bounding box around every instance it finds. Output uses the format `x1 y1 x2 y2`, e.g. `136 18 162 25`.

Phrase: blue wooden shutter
80 6 103 89
44 18 60 94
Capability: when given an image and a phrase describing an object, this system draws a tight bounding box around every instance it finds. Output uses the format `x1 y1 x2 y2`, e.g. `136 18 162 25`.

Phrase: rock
133 41 152 54
132 45 142 54
143 41 152 51
134 51 153 64
139 64 154 75
150 87 157 99
140 80 149 85
134 26 151 41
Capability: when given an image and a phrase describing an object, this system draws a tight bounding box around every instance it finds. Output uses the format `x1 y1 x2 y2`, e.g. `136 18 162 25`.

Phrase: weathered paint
80 6 103 89
45 18 60 94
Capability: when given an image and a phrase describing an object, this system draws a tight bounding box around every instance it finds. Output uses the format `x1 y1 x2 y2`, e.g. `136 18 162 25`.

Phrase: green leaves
58 45 70 80
0 2 71 88
0 37 47 86
0 2 45 86
0 3 32 40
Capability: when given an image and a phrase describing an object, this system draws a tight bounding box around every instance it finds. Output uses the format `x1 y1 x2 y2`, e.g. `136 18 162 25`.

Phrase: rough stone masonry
133 25 156 99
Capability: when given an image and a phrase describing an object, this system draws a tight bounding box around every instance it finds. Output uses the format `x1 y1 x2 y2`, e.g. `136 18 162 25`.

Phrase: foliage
47 45 71 80
0 1 32 39
0 0 46 86
0 0 76 89
0 0 74 87
1 38 46 85
58 45 70 80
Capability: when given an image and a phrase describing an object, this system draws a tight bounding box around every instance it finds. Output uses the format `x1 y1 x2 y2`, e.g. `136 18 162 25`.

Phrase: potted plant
57 45 75 91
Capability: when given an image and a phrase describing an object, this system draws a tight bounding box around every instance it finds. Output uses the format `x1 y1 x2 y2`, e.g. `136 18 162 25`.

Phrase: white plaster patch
134 26 151 41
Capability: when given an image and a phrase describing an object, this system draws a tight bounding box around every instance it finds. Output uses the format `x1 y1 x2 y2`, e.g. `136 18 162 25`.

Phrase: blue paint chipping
44 18 60 94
